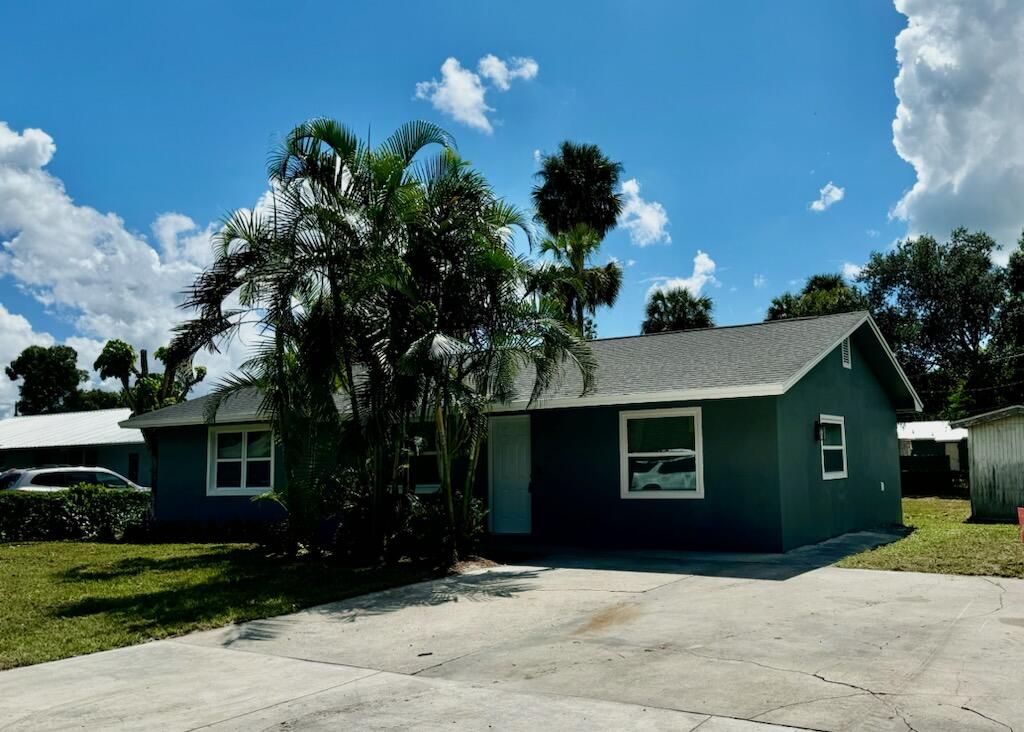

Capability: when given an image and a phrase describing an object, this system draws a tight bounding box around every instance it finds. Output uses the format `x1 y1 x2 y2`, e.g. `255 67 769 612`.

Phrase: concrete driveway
2 531 1023 731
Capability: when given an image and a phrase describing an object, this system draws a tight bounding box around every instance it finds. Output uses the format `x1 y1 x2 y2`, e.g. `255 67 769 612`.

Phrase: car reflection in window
630 451 697 492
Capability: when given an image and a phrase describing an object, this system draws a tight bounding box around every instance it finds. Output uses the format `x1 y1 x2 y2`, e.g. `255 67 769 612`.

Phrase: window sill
206 487 272 497
822 472 848 481
621 491 705 500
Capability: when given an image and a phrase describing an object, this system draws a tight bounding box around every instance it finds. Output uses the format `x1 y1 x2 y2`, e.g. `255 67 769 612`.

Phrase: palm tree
532 141 624 238
529 224 623 337
766 273 868 321
171 118 595 558
641 288 715 334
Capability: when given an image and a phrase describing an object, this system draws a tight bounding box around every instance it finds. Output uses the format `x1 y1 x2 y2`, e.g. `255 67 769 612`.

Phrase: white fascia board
487 382 787 413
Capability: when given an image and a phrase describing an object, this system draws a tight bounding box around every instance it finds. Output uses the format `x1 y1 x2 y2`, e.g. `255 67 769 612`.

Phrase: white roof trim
488 382 786 413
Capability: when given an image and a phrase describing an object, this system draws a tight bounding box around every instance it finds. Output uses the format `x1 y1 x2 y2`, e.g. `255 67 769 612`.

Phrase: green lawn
838 497 1024 578
0 542 438 670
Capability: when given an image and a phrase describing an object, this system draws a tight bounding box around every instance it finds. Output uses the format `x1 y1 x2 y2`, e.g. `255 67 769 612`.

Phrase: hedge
0 485 151 542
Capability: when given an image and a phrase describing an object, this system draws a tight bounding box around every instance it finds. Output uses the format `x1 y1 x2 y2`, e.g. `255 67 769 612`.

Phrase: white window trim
841 337 852 369
206 424 274 496
820 414 848 480
619 407 704 500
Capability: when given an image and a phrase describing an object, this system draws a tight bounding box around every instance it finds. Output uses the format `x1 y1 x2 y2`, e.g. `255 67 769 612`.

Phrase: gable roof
496 310 921 412
951 405 1024 429
0 409 143 449
122 311 922 430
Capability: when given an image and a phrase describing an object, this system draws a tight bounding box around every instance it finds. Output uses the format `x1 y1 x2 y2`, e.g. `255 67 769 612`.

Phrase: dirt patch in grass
837 497 1024 578
0 541 439 670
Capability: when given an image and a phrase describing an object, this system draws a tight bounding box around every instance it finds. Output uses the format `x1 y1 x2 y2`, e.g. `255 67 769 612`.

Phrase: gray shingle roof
122 310 918 428
505 310 870 406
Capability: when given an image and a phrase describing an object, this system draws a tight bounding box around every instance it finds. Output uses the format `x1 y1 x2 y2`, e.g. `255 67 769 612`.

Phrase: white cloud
841 262 863 281
646 250 717 297
619 179 671 246
891 0 1024 260
0 121 255 404
753 274 767 288
416 55 539 134
866 228 880 238
477 55 538 91
532 148 542 164
809 181 845 212
627 259 636 268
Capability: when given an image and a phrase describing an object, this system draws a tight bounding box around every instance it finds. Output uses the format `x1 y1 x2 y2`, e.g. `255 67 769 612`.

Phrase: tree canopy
532 141 624 238
641 288 714 334
5 345 86 415
766 273 868 321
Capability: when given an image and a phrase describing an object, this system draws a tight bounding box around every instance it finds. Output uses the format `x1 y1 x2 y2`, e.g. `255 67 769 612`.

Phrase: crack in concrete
960 701 1014 732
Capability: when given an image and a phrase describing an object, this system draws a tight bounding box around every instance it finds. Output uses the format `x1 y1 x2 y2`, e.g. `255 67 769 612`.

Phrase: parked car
0 466 148 493
629 453 698 492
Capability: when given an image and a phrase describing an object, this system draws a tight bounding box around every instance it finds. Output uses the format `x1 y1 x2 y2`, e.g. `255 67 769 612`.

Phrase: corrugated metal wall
968 415 1024 520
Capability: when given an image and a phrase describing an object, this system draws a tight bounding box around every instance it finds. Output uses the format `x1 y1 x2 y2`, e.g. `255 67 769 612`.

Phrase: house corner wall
777 339 903 550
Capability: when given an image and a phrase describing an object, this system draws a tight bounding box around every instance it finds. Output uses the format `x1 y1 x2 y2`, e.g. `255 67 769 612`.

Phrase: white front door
489 415 532 534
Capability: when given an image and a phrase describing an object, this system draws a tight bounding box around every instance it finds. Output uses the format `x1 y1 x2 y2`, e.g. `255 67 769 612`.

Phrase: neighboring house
0 409 151 484
121 311 922 551
896 420 968 496
951 406 1024 521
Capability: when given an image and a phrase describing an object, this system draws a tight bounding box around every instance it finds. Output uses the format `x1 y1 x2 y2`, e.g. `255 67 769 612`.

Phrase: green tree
94 339 205 415
641 288 714 334
991 233 1024 407
532 141 624 238
529 224 623 337
766 273 868 321
859 228 1007 416
172 119 595 559
5 345 86 415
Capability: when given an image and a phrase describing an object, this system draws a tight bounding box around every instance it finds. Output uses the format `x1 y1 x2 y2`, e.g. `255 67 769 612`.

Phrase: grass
838 497 1024 578
0 541 439 670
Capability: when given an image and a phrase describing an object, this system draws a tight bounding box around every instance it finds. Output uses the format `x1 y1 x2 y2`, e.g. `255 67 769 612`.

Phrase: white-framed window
819 414 848 480
619 407 704 499
841 337 852 369
206 425 274 496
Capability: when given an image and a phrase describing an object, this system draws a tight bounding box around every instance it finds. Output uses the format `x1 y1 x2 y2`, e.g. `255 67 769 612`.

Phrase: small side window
30 472 69 487
820 415 848 480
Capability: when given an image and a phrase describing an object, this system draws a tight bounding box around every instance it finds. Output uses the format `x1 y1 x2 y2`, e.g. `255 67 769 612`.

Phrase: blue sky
0 1 1020 408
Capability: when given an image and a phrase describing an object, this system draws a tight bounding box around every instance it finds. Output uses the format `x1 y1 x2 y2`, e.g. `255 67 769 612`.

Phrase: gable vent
841 337 852 369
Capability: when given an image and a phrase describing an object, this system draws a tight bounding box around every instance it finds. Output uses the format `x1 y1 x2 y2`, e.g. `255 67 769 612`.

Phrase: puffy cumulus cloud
477 54 539 91
645 250 717 297
753 274 767 289
415 55 539 134
892 0 1024 259
619 179 671 246
841 261 864 281
0 121 257 401
809 181 844 212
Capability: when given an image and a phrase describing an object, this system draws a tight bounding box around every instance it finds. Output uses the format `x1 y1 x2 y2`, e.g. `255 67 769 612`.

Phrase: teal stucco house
121 311 922 551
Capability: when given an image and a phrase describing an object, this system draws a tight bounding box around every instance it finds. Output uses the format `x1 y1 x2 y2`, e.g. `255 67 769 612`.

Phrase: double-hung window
207 425 274 496
819 414 848 480
619 407 704 499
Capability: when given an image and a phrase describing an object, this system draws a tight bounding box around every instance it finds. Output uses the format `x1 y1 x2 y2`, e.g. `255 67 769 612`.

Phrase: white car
0 466 148 493
629 453 697 493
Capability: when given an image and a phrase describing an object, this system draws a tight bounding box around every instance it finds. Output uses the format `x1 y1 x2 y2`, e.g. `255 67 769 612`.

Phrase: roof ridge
589 310 870 344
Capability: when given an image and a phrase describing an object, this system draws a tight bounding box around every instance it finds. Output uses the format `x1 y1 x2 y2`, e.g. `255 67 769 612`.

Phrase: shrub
0 484 151 542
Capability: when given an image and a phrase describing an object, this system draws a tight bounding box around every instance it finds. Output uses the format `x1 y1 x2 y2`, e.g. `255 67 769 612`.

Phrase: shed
0 409 151 485
951 406 1024 521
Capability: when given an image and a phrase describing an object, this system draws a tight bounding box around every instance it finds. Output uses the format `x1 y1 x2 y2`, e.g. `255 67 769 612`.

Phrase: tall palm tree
530 224 623 337
641 288 715 334
532 141 624 238
171 118 595 557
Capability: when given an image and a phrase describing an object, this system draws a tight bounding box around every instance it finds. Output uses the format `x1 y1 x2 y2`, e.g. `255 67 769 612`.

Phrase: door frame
487 413 532 534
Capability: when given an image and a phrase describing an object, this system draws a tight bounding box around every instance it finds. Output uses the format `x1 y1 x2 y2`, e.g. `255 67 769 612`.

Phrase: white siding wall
968 414 1024 520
